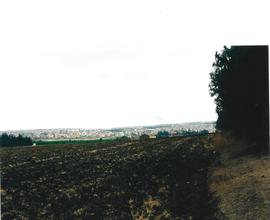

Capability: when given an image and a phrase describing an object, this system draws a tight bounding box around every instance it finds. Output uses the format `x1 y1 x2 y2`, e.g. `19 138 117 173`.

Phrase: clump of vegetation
180 129 209 137
116 136 131 142
139 134 150 141
209 46 269 152
156 131 170 138
0 133 33 147
1 136 224 219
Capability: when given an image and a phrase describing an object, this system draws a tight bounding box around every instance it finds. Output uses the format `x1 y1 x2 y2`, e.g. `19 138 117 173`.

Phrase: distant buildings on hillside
0 122 215 141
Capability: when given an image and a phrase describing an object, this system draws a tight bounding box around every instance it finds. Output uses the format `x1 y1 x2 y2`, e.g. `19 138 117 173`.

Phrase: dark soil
1 136 223 220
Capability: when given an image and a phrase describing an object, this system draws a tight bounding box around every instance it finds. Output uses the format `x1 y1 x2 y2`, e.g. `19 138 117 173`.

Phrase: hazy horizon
0 120 216 132
1 1 269 131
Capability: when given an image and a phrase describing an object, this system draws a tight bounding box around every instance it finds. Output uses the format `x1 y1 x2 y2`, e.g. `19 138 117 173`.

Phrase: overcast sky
0 0 269 131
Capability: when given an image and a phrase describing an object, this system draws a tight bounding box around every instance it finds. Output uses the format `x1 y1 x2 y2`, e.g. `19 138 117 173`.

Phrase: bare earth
210 154 270 220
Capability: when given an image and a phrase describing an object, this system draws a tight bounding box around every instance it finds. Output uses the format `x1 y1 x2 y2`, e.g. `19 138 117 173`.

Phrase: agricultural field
1 136 224 220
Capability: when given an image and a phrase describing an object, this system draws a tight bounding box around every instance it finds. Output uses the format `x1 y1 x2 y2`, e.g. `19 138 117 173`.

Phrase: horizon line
0 120 216 132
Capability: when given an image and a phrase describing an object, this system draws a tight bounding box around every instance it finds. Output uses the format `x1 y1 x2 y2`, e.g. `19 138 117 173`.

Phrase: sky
0 0 269 131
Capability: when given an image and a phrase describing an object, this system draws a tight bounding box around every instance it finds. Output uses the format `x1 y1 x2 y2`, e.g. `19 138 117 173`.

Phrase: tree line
0 133 33 147
209 45 269 152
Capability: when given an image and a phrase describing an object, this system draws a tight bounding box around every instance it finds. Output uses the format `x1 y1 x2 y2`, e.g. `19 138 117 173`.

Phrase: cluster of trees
139 134 150 140
0 133 33 147
156 131 170 138
180 129 209 137
209 46 269 151
156 130 209 138
115 136 131 142
138 130 209 141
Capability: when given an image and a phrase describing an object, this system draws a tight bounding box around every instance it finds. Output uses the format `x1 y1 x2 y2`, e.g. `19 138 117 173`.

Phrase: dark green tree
0 133 33 147
139 134 150 140
119 136 130 142
157 131 169 139
0 133 9 147
180 129 209 137
209 46 269 151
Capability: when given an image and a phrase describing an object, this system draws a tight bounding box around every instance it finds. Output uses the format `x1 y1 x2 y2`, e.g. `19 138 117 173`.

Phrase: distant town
0 122 215 141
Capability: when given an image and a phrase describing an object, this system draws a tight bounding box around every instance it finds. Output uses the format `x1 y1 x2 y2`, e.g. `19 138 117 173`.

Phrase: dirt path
210 154 270 220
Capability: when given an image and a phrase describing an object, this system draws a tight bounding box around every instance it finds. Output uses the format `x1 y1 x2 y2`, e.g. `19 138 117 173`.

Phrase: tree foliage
180 129 209 137
209 46 269 150
0 133 33 147
139 134 150 140
157 131 170 139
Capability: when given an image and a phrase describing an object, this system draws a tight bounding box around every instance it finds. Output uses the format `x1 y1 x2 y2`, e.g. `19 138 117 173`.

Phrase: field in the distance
1 136 224 220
